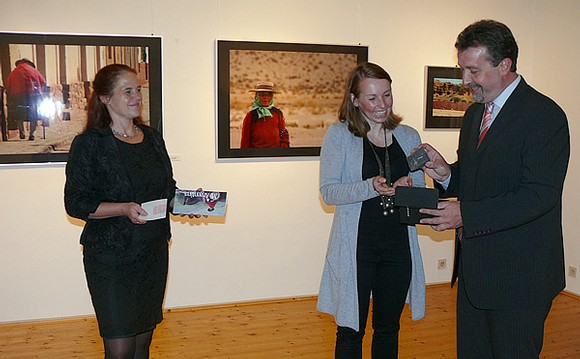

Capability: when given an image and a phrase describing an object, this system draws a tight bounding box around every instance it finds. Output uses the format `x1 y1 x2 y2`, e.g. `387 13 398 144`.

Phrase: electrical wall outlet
437 259 446 270
569 266 577 278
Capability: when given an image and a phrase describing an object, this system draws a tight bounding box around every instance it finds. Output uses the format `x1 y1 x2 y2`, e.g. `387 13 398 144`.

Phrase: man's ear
500 58 512 73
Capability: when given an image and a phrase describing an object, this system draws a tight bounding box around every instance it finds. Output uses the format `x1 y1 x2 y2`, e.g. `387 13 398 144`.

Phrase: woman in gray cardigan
318 62 426 358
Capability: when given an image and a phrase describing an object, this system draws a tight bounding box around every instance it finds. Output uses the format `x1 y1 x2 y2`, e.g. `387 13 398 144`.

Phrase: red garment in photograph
240 108 290 148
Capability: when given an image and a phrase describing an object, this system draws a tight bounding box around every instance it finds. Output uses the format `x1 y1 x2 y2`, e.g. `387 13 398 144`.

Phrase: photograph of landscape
425 66 473 129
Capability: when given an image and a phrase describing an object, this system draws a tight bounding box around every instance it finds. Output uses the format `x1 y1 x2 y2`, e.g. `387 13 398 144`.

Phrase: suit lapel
475 80 528 151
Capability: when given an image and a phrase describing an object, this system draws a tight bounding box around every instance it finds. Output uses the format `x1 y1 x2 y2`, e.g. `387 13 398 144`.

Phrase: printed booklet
173 189 228 216
139 198 168 221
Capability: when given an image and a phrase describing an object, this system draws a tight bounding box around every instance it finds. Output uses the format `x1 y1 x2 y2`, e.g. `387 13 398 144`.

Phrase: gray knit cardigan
317 121 426 331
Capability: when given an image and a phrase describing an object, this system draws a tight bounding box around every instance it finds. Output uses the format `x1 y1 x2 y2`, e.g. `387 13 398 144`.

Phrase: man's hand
420 143 451 182
419 200 463 231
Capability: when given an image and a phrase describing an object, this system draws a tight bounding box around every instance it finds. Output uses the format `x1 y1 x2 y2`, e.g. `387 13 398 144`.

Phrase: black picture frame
0 32 162 165
424 66 473 129
217 40 368 159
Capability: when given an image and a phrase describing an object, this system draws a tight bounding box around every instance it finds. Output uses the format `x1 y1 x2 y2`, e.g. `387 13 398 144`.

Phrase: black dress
83 135 170 339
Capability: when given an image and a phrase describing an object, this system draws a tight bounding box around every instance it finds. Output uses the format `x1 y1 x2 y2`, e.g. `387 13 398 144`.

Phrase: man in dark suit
420 20 570 358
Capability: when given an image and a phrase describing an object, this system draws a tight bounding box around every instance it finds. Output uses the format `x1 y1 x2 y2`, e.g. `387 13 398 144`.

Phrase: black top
358 135 409 247
64 125 176 251
116 135 169 242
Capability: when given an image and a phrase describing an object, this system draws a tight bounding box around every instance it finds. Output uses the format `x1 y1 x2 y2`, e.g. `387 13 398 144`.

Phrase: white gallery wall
0 0 578 323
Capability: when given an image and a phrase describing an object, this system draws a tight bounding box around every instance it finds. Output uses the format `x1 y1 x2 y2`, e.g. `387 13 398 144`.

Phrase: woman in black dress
65 64 186 358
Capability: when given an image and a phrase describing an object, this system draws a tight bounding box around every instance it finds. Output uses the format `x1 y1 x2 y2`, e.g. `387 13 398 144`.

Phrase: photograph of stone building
0 35 154 163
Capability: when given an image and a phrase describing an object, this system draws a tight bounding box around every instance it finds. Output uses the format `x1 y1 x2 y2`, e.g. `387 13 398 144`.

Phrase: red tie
478 102 494 147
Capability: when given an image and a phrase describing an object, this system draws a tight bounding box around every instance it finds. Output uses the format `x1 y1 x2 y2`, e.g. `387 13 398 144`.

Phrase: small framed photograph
216 40 368 159
424 66 474 129
0 32 162 166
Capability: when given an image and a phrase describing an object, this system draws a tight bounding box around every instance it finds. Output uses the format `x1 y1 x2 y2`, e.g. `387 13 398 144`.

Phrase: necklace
111 124 139 139
367 128 395 216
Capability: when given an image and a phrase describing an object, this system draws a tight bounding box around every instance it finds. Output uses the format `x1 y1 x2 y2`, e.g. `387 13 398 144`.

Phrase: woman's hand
393 176 413 188
373 176 413 197
180 213 205 219
123 202 148 224
373 176 390 196
89 202 148 223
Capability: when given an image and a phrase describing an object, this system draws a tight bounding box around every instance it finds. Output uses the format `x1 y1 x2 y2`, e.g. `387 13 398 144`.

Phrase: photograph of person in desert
227 47 365 150
240 81 290 149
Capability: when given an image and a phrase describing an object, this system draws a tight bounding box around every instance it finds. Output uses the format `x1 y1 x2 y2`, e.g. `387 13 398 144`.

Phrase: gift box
394 187 439 225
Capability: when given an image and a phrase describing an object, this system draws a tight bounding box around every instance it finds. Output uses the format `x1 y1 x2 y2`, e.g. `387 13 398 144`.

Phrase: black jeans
335 240 411 359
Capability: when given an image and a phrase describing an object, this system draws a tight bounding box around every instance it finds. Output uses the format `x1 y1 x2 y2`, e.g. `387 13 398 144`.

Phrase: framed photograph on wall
0 32 162 166
216 40 368 159
424 66 473 129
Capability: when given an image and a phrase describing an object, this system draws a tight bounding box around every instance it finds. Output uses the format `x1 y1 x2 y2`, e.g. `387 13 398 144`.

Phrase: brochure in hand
139 198 168 221
173 189 228 216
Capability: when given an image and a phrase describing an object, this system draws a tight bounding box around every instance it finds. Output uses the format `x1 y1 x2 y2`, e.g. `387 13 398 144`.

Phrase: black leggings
103 330 154 359
335 242 411 359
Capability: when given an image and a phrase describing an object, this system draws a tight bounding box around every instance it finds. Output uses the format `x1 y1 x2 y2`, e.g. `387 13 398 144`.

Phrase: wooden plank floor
1 285 579 358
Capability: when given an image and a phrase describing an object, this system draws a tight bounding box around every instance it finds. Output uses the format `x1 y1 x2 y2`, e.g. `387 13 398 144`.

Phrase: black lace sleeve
64 133 101 221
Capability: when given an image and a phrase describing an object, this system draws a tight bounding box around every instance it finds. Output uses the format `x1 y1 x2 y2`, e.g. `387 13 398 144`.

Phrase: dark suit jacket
64 125 176 251
440 78 570 309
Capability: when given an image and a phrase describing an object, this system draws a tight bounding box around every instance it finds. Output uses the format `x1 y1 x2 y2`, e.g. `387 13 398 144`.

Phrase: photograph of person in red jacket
240 81 290 148
4 58 46 141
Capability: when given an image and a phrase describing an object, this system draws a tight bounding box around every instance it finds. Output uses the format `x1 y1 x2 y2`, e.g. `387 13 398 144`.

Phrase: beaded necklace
367 128 395 216
111 124 140 139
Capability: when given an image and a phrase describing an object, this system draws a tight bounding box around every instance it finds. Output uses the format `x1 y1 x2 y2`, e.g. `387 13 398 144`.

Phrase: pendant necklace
367 128 395 216
111 124 139 139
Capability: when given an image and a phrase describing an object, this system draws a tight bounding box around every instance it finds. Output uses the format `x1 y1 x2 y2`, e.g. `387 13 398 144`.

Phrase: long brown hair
84 64 143 132
338 62 402 137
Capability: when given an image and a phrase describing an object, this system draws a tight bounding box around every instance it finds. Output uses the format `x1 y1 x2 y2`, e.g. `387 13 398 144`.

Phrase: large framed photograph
217 40 368 159
424 66 473 129
0 32 162 165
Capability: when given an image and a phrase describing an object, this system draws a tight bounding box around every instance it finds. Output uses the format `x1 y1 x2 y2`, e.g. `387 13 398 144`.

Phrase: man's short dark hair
455 19 519 72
